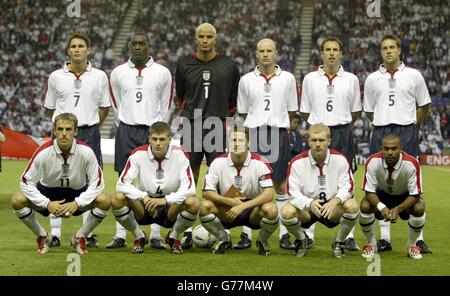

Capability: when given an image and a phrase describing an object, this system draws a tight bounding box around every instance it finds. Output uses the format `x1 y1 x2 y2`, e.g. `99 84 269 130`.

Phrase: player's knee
343 198 359 214
184 196 199 214
260 202 278 220
11 192 27 210
199 200 214 216
280 203 297 220
360 198 372 214
111 192 126 209
95 193 110 210
411 200 425 216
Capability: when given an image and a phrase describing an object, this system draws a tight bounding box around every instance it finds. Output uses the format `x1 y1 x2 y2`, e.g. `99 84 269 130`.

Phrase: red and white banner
0 128 49 159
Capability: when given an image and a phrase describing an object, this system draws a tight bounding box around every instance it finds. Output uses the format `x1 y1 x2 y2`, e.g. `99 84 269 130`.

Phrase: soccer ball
192 224 217 249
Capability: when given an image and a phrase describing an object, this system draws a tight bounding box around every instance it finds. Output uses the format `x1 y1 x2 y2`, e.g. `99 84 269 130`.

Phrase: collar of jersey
382 152 403 170
254 65 282 77
53 138 77 155
379 61 405 74
147 144 173 160
63 61 92 73
128 56 154 68
318 65 344 77
308 149 330 166
227 151 251 167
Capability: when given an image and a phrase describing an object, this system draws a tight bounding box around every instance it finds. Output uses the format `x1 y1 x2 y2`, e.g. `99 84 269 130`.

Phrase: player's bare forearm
203 190 236 207
98 108 109 126
366 112 374 122
416 104 430 128
396 195 419 214
239 188 272 211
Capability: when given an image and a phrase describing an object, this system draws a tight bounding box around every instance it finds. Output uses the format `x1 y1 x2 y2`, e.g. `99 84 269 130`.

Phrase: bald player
175 23 240 248
238 38 299 250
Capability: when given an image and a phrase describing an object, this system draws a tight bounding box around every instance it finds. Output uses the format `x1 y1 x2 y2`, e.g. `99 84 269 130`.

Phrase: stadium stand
310 0 449 154
0 0 130 137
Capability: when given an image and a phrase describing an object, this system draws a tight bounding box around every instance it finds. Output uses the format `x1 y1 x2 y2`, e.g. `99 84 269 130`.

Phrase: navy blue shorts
370 124 419 158
77 124 102 168
250 126 289 182
35 182 87 216
330 124 357 173
221 207 261 230
136 203 175 228
301 211 340 229
373 189 420 221
115 122 149 173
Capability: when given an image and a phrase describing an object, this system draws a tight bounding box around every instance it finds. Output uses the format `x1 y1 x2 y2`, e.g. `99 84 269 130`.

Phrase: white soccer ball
192 224 217 249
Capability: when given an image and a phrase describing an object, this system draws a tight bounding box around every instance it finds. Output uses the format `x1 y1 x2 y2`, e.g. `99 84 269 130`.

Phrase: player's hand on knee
47 199 65 217
390 208 399 223
61 201 78 218
310 200 323 217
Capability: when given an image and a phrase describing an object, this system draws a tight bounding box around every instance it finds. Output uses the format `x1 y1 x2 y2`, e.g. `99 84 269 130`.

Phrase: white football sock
336 212 359 242
379 219 391 242
115 221 127 239
15 207 46 236
77 208 107 238
280 217 305 240
200 214 228 241
359 213 376 246
258 217 279 242
171 211 197 240
113 207 144 239
243 226 252 240
408 214 425 247
49 213 62 238
150 223 162 240
82 210 93 238
276 194 289 238
304 223 316 241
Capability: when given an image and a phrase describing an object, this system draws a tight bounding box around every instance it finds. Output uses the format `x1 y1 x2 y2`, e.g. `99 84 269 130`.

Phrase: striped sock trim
113 207 131 218
408 222 424 231
180 211 197 222
261 217 279 225
199 214 216 223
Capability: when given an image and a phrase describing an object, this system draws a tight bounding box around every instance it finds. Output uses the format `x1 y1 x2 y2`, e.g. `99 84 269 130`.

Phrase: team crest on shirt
327 84 334 94
62 164 70 177
264 83 271 93
74 79 82 89
203 70 210 81
136 75 143 86
156 169 164 179
388 78 396 89
234 175 243 188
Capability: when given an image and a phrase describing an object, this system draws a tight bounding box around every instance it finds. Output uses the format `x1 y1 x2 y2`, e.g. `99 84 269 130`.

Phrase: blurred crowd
1 0 448 155
310 0 449 155
0 0 129 137
130 0 302 75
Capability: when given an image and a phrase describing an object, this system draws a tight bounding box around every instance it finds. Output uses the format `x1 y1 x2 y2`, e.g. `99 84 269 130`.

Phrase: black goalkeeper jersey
175 53 240 120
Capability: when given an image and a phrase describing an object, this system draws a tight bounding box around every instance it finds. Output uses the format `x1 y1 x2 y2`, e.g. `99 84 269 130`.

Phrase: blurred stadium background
0 0 449 275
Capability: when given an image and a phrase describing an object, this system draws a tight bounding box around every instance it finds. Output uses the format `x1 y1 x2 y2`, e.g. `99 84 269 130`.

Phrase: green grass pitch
0 160 449 275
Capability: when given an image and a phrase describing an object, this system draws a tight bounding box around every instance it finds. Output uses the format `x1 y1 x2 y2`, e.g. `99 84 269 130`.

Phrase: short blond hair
308 123 331 138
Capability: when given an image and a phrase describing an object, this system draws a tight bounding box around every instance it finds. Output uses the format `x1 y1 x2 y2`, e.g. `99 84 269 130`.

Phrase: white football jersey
300 65 361 126
237 65 298 128
287 149 354 211
363 152 422 196
20 139 104 209
110 57 173 126
117 144 195 205
364 62 431 126
203 152 273 199
43 62 111 126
